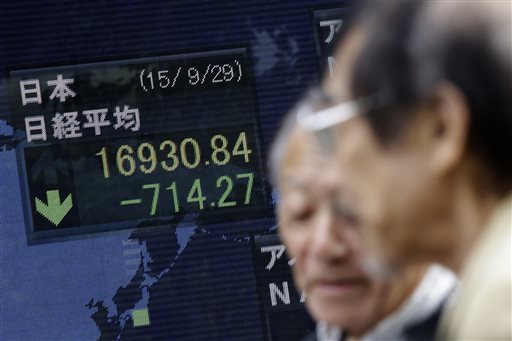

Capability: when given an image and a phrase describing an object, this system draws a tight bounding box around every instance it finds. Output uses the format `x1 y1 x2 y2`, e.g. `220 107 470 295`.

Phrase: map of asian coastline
0 22 302 340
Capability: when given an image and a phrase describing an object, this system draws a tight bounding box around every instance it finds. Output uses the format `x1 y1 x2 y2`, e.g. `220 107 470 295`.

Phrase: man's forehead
280 127 339 188
282 127 321 169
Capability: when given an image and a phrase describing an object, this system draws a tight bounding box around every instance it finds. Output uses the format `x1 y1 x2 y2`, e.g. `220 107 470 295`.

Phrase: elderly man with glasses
270 110 456 341
268 12 457 338
299 1 511 340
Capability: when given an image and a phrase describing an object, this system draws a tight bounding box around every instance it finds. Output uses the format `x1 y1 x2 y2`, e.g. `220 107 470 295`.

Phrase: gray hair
268 87 336 187
268 107 299 187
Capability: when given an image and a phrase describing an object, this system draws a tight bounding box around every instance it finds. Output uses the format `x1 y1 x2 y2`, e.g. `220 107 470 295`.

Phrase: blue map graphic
0 1 321 338
1 119 271 341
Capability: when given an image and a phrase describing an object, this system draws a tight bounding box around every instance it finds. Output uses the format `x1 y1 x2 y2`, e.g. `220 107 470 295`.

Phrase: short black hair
350 1 512 192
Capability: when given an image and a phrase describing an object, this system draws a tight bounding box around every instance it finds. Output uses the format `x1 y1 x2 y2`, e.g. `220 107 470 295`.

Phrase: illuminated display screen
25 124 264 227
0 2 349 341
9 48 270 242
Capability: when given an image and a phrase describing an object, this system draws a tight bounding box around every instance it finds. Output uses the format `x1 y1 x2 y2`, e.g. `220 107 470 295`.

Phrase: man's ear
423 82 470 175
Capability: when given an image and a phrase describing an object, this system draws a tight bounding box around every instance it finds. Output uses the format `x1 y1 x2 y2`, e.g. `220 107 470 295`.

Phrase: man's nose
308 209 349 261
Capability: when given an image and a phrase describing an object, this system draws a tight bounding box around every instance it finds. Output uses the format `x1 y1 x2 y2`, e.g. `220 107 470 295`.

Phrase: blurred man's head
324 1 512 272
270 116 425 336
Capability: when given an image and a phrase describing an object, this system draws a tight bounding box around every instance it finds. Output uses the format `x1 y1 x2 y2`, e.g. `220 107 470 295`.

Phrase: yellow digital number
160 140 179 171
116 145 136 176
211 134 230 165
232 132 252 163
180 138 201 169
138 142 157 174
96 147 110 178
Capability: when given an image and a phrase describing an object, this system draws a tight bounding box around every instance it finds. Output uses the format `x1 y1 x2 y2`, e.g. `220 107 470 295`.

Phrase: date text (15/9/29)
139 60 243 92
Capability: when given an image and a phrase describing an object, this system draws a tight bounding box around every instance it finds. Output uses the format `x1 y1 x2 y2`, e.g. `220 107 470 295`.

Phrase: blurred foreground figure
269 112 456 340
300 1 511 339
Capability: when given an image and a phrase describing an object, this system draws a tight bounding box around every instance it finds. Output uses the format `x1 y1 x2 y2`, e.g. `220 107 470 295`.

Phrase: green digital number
187 179 206 210
216 175 236 207
142 183 160 216
166 181 180 213
236 173 254 204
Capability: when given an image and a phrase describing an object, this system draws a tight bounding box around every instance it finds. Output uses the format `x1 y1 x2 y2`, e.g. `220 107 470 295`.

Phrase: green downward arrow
35 190 73 226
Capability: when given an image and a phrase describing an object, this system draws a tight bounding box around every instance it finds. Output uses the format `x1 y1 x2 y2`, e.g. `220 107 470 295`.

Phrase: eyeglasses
296 87 395 130
296 86 394 150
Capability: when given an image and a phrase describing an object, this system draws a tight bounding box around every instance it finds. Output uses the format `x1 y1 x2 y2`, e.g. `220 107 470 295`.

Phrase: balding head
412 0 511 96
349 0 512 193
